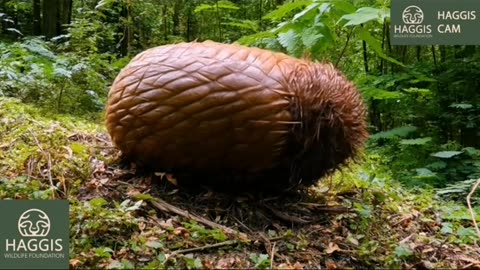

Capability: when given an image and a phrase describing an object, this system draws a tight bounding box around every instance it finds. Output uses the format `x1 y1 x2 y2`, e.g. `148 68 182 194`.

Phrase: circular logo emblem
18 208 51 237
402 5 424 24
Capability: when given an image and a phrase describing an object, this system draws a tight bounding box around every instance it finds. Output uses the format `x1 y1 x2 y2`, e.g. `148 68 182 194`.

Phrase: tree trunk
42 0 72 38
185 2 191 41
163 4 168 41
32 0 41 35
258 0 263 30
42 0 58 38
215 0 221 40
0 0 6 34
119 0 131 56
61 0 73 28
172 0 181 36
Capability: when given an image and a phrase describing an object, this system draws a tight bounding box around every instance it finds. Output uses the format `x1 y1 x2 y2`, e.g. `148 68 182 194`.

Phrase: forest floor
1 97 479 269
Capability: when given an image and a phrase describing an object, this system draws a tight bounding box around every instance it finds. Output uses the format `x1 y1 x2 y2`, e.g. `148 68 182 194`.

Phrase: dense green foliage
0 0 479 268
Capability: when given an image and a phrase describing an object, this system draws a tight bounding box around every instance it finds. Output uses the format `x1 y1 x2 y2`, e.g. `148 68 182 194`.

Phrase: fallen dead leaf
293 261 304 270
69 258 81 268
173 226 188 236
326 242 340 254
215 257 236 269
326 259 337 270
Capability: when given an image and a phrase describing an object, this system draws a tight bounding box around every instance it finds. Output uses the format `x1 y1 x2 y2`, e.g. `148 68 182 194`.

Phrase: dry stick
297 202 351 213
263 205 310 224
150 199 249 241
466 178 480 238
30 131 56 191
170 239 238 256
46 152 55 189
270 242 276 269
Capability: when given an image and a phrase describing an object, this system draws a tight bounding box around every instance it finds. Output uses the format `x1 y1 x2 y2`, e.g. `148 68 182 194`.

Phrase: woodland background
0 0 479 268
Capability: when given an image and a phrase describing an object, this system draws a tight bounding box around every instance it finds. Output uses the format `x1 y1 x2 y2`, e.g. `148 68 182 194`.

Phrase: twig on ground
270 242 276 269
257 232 272 256
399 233 415 244
232 216 254 233
170 239 239 256
263 204 310 224
30 130 57 193
466 178 480 238
46 152 54 188
298 203 351 213
150 198 249 241
94 135 112 145
268 235 287 242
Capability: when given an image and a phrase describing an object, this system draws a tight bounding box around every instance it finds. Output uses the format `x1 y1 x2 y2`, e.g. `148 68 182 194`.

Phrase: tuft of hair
284 62 369 187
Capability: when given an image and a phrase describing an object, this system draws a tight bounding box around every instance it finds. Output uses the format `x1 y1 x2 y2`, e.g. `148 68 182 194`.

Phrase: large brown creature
106 41 368 191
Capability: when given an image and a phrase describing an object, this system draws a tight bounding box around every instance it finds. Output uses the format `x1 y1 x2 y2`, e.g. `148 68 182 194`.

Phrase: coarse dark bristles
284 62 369 187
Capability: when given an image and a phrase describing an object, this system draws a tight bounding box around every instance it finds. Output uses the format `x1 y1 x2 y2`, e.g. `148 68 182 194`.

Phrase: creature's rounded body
106 41 368 190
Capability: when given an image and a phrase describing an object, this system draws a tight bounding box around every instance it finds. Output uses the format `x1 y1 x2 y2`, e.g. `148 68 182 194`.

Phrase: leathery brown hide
106 41 368 191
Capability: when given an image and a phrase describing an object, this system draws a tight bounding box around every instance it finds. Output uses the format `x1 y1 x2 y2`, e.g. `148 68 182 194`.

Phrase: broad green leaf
134 193 155 201
217 0 240 10
271 21 292 34
301 27 324 48
293 3 320 22
403 87 432 95
400 137 431 145
195 1 238 13
356 28 405 67
6 28 22 36
120 260 135 269
125 200 143 212
89 197 108 208
145 240 164 249
436 179 479 196
194 4 214 13
437 188 467 195
263 0 311 21
96 247 114 258
223 21 259 32
21 40 56 59
70 142 87 154
353 202 372 218
236 31 276 45
339 7 389 27
370 126 417 140
427 161 447 170
463 147 480 157
318 3 332 15
250 253 270 268
431 151 463 158
331 0 356 14
409 75 437 83
361 87 403 100
278 29 300 55
340 7 385 26
457 227 478 238
53 66 72 79
394 244 413 258
95 0 115 10
414 168 436 179
449 103 473 109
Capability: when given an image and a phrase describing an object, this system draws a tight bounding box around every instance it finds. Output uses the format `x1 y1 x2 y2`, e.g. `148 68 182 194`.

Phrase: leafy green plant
249 253 270 269
0 37 116 116
183 221 228 243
